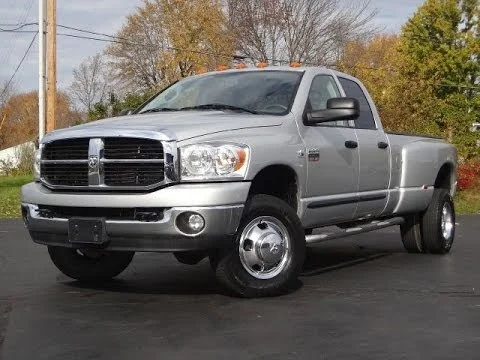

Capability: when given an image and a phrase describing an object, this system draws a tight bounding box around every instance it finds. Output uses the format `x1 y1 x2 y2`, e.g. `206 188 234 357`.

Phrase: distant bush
0 143 35 176
14 143 35 175
457 161 480 191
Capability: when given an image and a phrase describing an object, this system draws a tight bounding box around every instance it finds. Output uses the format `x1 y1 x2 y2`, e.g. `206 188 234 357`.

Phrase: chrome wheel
441 203 454 241
238 216 290 280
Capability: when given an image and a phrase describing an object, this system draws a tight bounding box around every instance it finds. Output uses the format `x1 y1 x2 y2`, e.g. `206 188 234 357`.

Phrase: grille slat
104 163 164 186
41 137 165 188
43 138 90 160
37 205 165 221
104 138 163 160
41 163 89 186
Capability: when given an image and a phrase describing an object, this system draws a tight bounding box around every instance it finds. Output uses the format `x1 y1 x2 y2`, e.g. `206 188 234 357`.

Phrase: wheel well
248 165 298 210
434 163 454 191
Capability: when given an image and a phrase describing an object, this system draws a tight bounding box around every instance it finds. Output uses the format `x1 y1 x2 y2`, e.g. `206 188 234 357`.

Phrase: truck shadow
64 232 405 296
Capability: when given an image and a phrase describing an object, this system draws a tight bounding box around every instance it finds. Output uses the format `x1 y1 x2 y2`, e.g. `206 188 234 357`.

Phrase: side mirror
305 97 360 125
118 108 133 116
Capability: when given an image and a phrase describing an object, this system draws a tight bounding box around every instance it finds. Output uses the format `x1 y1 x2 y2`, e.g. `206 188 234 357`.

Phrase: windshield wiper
140 107 180 114
179 104 259 114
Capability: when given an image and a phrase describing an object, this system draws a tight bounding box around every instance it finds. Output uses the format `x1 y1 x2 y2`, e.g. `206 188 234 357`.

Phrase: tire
214 194 306 298
421 188 455 254
400 214 425 253
48 246 134 282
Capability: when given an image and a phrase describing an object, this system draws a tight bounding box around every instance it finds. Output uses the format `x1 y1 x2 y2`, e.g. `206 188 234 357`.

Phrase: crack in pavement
0 302 13 354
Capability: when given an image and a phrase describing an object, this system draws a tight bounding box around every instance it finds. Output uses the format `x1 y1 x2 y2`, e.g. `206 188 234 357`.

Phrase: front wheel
213 195 306 297
48 246 134 282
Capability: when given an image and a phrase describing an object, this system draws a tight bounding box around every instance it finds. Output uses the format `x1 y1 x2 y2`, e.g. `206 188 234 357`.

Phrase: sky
0 0 424 95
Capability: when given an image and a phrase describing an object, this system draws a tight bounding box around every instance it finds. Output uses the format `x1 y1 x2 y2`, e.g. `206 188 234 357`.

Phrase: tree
227 0 377 65
69 54 110 113
0 81 15 109
0 91 81 149
0 82 15 136
398 0 480 158
105 0 234 91
337 34 435 134
87 91 155 121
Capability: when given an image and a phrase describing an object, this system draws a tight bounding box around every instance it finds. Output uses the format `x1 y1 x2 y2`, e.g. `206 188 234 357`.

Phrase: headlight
180 143 249 181
33 146 42 181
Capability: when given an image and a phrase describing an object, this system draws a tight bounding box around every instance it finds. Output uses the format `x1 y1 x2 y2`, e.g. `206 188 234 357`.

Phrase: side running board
305 217 405 245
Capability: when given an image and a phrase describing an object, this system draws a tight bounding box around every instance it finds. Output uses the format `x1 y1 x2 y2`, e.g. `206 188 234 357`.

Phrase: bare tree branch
69 54 110 112
228 0 377 65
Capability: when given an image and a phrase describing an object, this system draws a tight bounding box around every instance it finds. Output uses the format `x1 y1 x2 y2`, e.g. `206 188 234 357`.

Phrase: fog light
175 212 205 235
188 214 205 232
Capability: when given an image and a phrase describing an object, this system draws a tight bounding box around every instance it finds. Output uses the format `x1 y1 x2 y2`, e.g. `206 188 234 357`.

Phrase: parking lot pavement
1 215 480 360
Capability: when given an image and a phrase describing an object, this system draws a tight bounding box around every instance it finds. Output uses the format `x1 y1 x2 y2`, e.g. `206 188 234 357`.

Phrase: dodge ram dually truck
21 67 457 297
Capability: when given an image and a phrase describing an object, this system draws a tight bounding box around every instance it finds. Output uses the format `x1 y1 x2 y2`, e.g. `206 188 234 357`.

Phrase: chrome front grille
41 137 172 190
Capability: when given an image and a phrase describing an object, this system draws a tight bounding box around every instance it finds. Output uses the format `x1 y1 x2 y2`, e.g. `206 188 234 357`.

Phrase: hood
42 111 286 143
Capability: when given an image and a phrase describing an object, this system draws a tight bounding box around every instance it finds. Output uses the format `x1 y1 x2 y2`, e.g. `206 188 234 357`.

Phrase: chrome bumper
21 182 250 252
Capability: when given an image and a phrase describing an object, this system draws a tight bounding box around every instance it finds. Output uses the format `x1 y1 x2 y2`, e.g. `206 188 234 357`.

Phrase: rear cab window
338 77 376 130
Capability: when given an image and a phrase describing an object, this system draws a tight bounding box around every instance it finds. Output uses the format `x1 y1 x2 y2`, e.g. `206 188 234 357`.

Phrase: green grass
0 174 479 218
0 175 33 218
455 188 480 214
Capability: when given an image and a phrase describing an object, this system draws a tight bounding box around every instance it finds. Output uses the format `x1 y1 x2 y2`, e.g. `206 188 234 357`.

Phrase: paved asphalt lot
1 216 480 360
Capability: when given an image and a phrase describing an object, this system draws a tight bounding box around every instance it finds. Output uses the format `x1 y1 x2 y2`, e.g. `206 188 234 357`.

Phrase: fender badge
308 149 320 162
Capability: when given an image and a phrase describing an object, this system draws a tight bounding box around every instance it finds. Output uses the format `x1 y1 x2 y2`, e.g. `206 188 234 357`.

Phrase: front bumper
21 182 250 252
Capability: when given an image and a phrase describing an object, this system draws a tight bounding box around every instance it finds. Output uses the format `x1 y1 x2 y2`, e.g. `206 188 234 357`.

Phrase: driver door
301 75 360 227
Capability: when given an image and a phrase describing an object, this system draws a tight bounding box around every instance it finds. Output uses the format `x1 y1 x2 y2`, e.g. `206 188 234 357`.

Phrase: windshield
138 70 303 115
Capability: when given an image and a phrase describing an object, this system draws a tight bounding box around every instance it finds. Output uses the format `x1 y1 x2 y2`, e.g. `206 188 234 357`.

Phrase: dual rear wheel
400 188 455 254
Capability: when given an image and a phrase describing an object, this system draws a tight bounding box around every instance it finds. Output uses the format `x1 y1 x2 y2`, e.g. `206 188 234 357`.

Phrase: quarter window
338 78 376 130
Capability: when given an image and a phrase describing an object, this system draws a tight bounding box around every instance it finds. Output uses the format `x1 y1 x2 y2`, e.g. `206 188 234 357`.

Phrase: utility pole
46 0 56 133
38 0 46 141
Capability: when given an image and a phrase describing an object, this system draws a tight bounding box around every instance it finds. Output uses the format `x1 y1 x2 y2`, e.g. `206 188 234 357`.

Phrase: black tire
400 214 425 253
421 188 455 254
214 194 306 298
48 246 134 282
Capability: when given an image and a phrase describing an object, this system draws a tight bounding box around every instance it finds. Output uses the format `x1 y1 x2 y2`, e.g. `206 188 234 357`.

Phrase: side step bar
305 217 405 245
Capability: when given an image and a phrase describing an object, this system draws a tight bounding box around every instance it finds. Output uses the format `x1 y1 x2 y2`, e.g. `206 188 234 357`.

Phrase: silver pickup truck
22 67 457 297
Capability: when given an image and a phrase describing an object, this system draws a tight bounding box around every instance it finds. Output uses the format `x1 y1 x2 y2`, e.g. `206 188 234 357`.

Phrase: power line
0 31 38 99
0 22 37 31
55 27 312 66
57 24 122 41
0 30 38 33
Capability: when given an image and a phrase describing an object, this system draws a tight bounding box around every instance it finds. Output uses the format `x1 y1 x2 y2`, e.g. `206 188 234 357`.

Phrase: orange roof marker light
256 61 269 68
235 63 248 69
290 61 302 68
216 65 229 71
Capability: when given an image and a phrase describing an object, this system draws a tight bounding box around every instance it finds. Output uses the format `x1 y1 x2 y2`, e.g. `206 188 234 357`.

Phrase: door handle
378 141 389 149
345 140 358 149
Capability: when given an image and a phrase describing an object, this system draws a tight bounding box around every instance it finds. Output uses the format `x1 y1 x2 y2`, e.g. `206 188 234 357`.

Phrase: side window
307 75 345 126
308 75 340 111
338 78 376 130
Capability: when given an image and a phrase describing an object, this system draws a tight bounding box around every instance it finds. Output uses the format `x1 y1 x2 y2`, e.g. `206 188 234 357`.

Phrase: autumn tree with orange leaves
0 91 81 150
106 0 235 91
